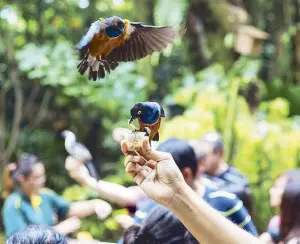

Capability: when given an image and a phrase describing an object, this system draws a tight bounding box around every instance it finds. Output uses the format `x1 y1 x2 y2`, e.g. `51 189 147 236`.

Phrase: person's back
203 186 257 236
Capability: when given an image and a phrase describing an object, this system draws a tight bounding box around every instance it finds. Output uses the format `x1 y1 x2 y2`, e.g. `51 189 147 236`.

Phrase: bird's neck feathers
123 19 131 41
65 135 75 147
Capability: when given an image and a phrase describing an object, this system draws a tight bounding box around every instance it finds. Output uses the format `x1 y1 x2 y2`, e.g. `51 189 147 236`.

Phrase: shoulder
206 190 241 211
208 190 237 200
40 188 57 196
3 193 22 210
220 166 249 184
226 166 246 178
39 188 59 200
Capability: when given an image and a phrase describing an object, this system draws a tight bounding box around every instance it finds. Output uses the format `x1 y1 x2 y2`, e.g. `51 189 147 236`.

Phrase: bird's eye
138 111 142 115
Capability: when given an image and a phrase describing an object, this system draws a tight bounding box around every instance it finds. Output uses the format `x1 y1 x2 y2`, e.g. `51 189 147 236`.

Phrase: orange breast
88 21 131 59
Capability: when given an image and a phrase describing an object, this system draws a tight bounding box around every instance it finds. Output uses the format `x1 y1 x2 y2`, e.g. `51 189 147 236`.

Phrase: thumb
141 137 172 162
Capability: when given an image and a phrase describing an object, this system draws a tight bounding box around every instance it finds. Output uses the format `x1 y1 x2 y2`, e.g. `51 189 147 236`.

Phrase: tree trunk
292 0 300 84
0 32 23 167
186 8 211 71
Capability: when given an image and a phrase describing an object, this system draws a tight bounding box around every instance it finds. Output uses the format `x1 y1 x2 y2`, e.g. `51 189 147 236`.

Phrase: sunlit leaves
154 0 187 26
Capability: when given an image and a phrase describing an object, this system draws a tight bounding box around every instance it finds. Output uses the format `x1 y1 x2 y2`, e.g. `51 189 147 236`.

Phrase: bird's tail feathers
152 132 160 141
77 51 120 81
86 160 100 180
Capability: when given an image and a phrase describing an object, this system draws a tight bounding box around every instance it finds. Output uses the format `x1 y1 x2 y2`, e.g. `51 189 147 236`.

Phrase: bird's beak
128 116 134 124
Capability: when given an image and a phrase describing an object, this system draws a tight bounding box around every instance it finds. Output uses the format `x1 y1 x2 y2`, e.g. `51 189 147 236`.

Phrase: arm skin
67 199 112 219
65 156 146 207
168 182 263 244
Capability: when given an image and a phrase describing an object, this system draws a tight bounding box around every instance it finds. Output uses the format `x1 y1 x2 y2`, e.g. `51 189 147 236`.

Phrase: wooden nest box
234 25 269 56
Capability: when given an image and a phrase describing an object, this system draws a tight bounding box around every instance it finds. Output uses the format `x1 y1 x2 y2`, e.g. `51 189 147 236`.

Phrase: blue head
129 102 165 125
105 16 125 38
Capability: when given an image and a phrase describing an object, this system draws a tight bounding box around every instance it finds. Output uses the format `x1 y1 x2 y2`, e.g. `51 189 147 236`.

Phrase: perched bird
61 130 100 180
76 16 177 80
129 102 165 142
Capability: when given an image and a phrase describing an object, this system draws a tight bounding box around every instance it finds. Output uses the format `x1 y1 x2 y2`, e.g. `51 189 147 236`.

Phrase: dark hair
157 138 198 177
280 181 300 243
2 153 41 196
201 132 223 153
6 225 67 244
123 205 198 244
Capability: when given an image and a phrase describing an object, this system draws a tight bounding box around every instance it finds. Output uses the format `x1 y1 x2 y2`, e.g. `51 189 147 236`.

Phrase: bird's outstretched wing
76 20 106 50
106 23 176 62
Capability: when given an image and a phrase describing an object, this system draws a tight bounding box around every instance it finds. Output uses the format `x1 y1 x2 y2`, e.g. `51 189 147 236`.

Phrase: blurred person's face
196 157 208 179
203 151 222 176
19 163 46 194
269 176 287 208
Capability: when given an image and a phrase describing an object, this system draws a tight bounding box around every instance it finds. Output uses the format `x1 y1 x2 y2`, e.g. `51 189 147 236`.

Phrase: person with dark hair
194 132 253 214
6 225 67 244
123 205 197 244
121 136 262 244
260 169 300 244
2 153 112 238
280 181 300 243
157 138 257 236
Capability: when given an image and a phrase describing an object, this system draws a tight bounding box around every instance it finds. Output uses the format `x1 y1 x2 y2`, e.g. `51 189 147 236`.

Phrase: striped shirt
203 186 258 236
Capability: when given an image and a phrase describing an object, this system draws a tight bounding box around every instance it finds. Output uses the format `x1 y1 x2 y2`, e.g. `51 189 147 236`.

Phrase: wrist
167 182 193 211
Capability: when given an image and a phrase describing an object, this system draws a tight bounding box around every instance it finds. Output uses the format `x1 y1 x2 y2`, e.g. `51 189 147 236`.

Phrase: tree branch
23 81 41 118
0 81 12 154
1 32 23 165
25 89 53 131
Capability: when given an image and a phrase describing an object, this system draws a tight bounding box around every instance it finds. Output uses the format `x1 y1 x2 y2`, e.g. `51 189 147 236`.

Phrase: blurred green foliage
1 0 300 241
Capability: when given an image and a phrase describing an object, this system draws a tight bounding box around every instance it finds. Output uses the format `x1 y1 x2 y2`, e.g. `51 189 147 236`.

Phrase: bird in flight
76 16 177 80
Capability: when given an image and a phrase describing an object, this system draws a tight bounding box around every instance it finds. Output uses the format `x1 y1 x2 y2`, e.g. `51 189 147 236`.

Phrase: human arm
48 189 111 220
65 156 146 206
67 199 112 219
121 137 263 244
53 216 81 235
115 214 135 229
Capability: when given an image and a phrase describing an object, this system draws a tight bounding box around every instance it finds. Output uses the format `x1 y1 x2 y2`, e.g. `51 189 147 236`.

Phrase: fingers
141 137 173 162
124 155 145 167
134 166 152 185
125 161 142 173
125 159 153 186
65 156 82 171
121 140 129 156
